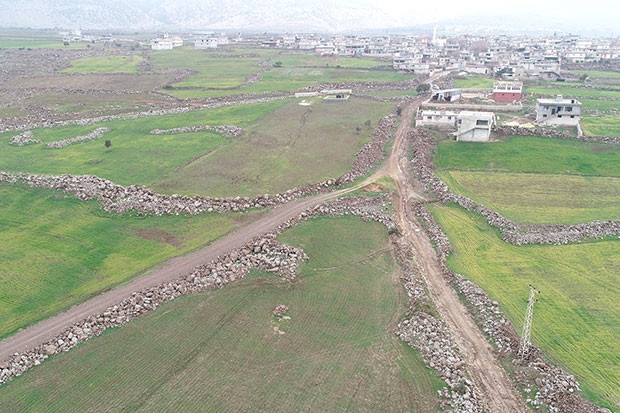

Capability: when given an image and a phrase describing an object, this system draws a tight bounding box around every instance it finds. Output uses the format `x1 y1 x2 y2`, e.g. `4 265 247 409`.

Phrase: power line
519 284 540 359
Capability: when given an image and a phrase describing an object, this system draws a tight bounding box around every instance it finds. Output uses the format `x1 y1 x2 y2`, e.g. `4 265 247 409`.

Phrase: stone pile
494 125 620 145
0 194 395 386
149 125 243 138
9 131 41 146
46 127 110 149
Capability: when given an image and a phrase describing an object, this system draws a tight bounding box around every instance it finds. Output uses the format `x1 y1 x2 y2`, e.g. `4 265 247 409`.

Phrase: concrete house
535 95 581 125
415 109 457 128
455 111 495 141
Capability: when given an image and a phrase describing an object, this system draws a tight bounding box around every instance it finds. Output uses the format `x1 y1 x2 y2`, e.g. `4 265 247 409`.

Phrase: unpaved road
385 101 528 412
0 187 352 361
1 96 527 412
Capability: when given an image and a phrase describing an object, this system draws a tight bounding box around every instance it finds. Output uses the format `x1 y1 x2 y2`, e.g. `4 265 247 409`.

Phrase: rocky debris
272 304 289 317
46 127 110 149
9 131 41 146
337 114 396 185
0 194 395 386
149 125 243 138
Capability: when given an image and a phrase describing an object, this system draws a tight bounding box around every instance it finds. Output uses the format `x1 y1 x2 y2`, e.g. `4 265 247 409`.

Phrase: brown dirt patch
132 229 183 248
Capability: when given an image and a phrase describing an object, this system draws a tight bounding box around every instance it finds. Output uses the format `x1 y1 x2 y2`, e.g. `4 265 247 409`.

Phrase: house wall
457 127 491 141
493 92 521 102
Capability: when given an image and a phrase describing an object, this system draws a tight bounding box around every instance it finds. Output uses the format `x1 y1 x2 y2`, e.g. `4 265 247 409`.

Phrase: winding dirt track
1 95 527 412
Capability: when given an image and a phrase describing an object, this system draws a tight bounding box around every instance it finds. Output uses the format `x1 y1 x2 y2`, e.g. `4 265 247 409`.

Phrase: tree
105 140 112 149
396 106 403 116
273 61 283 67
416 83 431 94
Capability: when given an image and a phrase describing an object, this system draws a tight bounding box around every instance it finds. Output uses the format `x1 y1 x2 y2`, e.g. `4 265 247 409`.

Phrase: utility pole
519 284 540 359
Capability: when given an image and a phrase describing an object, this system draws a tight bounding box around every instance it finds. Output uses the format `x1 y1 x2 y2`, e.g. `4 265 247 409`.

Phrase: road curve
0 187 351 361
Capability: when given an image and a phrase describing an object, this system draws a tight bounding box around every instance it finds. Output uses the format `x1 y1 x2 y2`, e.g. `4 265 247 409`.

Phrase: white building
415 110 458 128
535 96 582 125
456 111 495 142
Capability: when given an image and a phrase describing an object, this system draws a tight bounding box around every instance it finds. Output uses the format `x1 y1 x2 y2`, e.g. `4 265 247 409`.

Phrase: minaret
432 23 437 46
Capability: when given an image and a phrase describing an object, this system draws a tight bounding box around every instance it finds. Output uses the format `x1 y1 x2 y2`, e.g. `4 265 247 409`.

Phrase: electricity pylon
519 284 540 359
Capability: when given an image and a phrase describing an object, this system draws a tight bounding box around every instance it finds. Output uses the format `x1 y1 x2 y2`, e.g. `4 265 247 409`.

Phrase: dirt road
1 96 527 412
0 187 351 361
385 101 528 412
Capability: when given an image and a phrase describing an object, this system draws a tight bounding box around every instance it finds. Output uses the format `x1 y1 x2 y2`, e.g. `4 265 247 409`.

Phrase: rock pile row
337 114 396 185
0 111 395 216
9 131 41 146
46 127 110 149
494 125 620 145
149 125 243 138
407 127 607 412
391 234 483 412
0 194 395 386
0 95 288 134
409 127 620 245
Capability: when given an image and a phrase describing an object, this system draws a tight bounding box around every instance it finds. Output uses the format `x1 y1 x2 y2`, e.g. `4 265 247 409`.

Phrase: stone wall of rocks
9 131 41 146
46 127 110 149
337 114 396 185
0 111 395 216
410 127 620 245
0 194 395 386
149 125 244 138
407 126 609 412
493 125 620 145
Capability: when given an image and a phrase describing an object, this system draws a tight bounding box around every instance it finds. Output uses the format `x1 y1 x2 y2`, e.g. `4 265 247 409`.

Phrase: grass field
435 135 620 176
0 98 392 197
0 101 283 191
0 185 262 340
581 116 620 137
60 55 144 73
453 76 494 89
0 216 443 412
437 170 620 224
154 98 394 197
428 204 620 411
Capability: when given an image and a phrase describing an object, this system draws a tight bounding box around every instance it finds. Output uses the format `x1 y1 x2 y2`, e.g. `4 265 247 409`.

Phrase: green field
0 216 443 412
428 204 620 411
60 55 144 73
0 102 281 191
437 170 620 224
0 185 262 339
435 135 620 176
155 98 393 197
0 98 391 197
581 116 620 137
453 76 494 89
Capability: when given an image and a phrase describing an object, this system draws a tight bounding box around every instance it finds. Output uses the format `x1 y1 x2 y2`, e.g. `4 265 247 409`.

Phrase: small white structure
195 37 219 49
456 111 495 141
535 95 582 125
415 109 457 128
